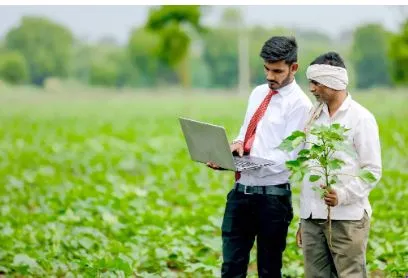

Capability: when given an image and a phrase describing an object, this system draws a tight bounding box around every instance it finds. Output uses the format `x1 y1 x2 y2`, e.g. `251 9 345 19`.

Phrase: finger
324 198 336 206
324 197 336 203
296 233 302 248
207 162 218 169
296 236 302 248
238 147 243 157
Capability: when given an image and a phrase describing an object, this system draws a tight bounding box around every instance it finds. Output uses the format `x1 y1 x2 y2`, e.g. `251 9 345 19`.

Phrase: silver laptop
178 117 274 171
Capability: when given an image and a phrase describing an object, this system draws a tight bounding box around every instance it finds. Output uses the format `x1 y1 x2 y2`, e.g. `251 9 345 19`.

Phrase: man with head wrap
297 52 382 278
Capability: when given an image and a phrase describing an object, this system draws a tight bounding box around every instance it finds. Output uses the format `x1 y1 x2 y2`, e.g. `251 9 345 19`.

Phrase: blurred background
0 5 407 94
0 5 407 277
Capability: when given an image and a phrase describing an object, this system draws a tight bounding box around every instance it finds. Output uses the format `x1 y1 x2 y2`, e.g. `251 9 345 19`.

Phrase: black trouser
221 186 293 278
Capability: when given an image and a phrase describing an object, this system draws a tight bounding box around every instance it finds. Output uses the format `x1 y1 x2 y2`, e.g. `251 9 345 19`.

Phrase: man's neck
327 91 348 117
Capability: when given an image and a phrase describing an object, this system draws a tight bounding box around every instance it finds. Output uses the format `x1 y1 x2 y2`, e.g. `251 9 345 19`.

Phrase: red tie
235 89 278 181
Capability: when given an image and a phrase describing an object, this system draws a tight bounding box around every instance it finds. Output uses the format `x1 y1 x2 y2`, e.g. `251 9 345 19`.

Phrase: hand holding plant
279 123 377 246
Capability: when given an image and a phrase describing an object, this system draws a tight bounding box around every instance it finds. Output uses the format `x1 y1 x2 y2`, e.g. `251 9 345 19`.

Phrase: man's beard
268 71 292 90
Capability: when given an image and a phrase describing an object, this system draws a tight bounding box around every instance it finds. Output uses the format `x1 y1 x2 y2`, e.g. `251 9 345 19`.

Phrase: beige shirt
300 94 382 220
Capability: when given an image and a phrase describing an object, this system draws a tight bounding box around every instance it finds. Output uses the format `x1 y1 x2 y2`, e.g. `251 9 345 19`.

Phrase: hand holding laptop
179 117 273 172
207 141 244 170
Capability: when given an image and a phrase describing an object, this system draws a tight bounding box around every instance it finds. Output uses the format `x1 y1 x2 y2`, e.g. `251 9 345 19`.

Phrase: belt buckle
244 185 253 195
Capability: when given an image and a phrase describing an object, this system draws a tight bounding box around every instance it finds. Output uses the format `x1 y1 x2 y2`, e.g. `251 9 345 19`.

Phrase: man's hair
259 36 297 64
310 51 346 69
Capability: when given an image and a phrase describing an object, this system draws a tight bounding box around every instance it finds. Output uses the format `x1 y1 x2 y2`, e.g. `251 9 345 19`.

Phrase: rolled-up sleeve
336 115 382 205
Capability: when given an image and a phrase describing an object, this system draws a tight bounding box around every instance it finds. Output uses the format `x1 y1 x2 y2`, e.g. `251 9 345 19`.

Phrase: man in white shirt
296 52 382 278
208 36 313 277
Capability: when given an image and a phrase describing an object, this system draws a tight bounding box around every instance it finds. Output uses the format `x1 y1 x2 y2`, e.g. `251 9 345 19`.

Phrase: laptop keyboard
233 157 259 168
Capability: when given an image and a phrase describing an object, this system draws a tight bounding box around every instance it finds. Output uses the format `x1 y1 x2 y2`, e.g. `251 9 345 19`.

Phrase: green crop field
0 88 407 277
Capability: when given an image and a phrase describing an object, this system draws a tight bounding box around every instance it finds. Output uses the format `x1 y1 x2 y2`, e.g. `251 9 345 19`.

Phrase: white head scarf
306 64 348 90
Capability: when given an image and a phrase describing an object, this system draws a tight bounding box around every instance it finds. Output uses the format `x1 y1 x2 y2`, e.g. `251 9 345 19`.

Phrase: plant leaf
292 136 305 149
285 160 301 169
312 185 326 199
290 171 304 183
328 175 339 185
298 149 310 156
309 175 321 182
279 130 305 151
359 169 377 183
328 158 345 170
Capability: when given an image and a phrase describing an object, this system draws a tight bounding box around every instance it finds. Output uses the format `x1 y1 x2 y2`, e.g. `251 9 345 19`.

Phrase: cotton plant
279 123 377 246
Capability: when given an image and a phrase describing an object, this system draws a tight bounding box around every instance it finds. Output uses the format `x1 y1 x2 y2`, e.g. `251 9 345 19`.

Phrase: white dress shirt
234 79 313 186
300 94 382 220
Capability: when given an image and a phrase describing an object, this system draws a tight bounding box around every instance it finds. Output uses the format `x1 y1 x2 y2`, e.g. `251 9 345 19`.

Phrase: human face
264 60 298 90
309 80 336 103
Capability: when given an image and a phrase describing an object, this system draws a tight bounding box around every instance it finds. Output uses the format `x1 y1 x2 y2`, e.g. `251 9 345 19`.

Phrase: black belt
234 183 291 196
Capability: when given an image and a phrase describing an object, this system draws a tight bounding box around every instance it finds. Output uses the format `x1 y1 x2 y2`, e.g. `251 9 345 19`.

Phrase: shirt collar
338 93 352 111
275 79 297 96
322 93 352 115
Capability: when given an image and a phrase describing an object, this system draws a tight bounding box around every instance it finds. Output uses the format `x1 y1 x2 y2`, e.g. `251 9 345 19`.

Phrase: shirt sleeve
335 115 382 206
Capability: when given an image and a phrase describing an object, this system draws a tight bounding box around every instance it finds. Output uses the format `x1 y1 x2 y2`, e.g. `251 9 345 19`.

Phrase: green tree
71 39 139 88
389 19 408 86
0 51 29 84
350 24 392 89
0 41 5 54
202 27 239 89
128 27 163 87
5 16 74 86
89 60 118 87
145 5 205 88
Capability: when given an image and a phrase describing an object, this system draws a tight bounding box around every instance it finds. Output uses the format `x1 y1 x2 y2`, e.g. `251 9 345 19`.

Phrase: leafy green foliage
280 121 379 247
89 61 119 87
5 16 73 86
0 51 29 84
202 28 239 89
72 42 138 88
351 23 392 89
279 123 352 187
127 28 166 87
359 169 378 184
144 6 205 88
0 91 406 277
389 19 408 86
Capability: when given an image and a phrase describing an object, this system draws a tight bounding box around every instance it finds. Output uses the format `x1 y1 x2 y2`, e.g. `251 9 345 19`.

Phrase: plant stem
327 205 332 248
322 136 333 248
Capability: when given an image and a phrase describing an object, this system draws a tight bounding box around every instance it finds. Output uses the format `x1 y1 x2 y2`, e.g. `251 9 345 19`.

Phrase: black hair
259 36 297 64
310 51 346 69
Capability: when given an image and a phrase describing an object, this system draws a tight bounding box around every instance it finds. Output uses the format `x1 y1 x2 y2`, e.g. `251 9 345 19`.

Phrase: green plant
279 123 377 246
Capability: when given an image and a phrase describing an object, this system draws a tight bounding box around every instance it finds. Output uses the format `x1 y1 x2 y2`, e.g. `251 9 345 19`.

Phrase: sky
0 5 405 44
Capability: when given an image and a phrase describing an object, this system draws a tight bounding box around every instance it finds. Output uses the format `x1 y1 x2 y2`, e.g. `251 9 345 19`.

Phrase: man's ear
291 63 299 73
